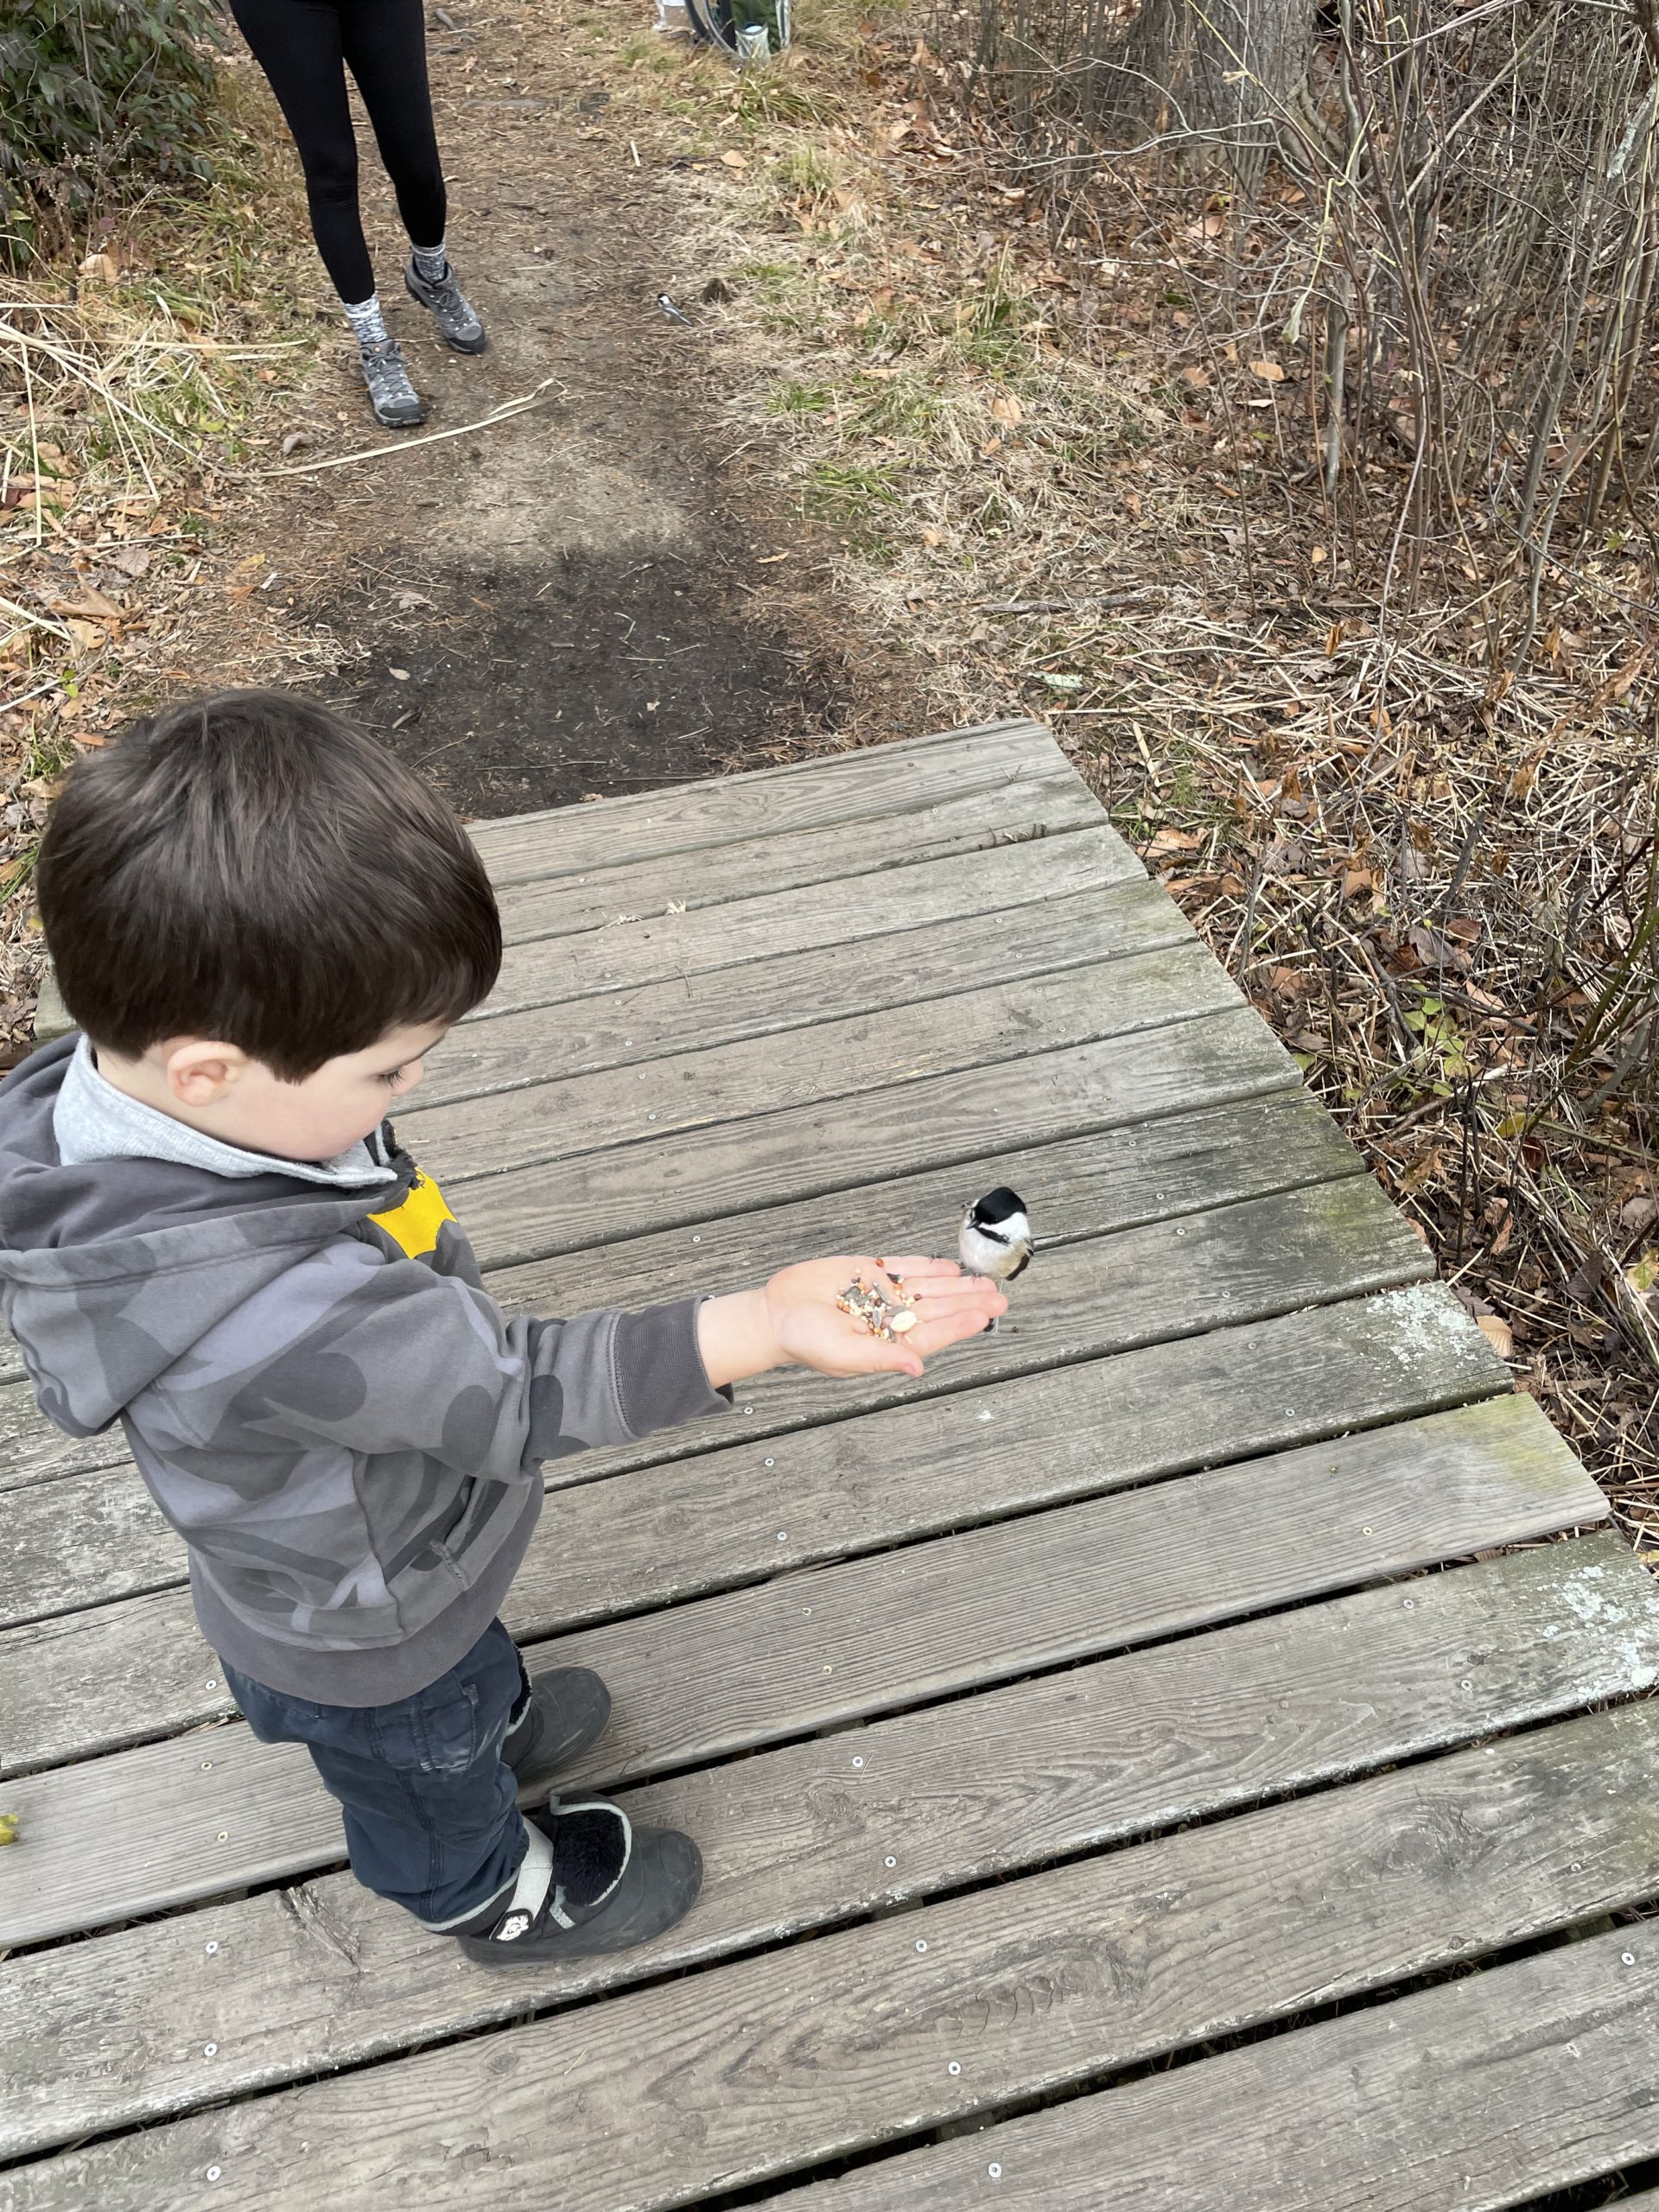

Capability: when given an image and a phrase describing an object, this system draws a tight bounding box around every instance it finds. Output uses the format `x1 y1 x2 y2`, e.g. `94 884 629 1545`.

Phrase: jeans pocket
370 1673 480 1774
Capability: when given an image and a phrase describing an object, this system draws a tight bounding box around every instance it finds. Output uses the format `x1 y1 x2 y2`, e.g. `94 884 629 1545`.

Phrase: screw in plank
777 1531 788 1542
692 1234 702 1243
1403 1599 1415 1611
916 1939 927 1953
1624 1951 1637 1965
949 2062 962 2075
885 1856 897 1868
1460 1679 1472 1690
205 1680 217 1689
851 1756 863 1769
201 1760 213 1770
205 1942 219 1955
1361 1526 1373 1535
743 1405 753 1414
988 2164 1002 2179
1175 1227 1186 1236
203 2043 218 2057
216 1831 229 1842
764 1458 775 1467
646 1112 657 1122
207 2169 223 2183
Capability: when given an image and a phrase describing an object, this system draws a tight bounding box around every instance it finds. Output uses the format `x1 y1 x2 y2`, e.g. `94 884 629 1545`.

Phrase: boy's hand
697 1256 1007 1387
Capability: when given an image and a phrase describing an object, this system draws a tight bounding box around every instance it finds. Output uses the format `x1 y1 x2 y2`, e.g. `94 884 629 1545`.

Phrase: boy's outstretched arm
697 1255 1006 1386
162 1243 1005 1480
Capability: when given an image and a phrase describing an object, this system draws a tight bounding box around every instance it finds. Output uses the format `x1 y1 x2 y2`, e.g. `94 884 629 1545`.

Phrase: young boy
0 692 1003 1966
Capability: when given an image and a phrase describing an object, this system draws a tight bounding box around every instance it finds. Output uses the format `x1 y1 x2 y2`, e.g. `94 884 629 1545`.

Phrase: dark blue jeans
223 1619 530 1928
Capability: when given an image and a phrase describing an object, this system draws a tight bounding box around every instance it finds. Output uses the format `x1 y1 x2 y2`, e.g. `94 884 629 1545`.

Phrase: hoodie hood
0 1033 411 1437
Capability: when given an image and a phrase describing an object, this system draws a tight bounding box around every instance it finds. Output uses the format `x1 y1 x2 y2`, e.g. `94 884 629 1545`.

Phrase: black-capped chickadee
959 1185 1034 1286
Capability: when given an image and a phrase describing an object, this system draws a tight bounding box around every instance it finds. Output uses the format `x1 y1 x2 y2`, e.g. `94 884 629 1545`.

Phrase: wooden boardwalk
3 717 1659 2209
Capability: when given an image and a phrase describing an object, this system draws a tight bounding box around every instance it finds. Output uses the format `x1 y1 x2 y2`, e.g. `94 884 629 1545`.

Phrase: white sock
410 238 448 282
341 293 389 348
419 1815 552 1934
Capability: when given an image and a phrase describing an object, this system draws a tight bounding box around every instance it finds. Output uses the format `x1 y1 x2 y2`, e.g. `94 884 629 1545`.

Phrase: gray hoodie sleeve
156 1236 731 1474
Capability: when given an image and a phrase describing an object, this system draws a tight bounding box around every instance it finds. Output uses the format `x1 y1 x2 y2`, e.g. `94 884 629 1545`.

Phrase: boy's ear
161 1039 251 1109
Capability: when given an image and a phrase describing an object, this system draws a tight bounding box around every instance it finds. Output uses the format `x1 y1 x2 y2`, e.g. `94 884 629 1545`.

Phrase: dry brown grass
610 2 1659 1553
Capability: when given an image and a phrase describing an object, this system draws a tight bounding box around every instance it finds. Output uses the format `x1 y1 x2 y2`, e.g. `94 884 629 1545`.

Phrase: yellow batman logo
369 1173 455 1260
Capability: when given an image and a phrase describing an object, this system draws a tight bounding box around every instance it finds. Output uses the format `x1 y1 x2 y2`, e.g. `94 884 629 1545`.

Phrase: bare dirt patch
176 27 922 815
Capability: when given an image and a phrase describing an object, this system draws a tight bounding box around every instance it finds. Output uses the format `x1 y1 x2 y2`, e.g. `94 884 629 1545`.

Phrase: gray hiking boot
358 335 424 428
404 256 488 353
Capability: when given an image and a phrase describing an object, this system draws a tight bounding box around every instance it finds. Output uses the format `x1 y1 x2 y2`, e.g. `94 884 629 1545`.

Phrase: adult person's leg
227 0 427 426
340 0 489 355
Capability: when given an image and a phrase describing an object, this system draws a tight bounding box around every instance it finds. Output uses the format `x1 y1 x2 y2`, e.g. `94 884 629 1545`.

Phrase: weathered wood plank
0 1086 1360 1484
429 875 1185 1109
0 1393 1602 1942
492 763 1103 946
13 1697 1659 2212
467 719 1073 884
450 1005 1297 1267
409 942 1240 1186
0 1173 1453 1631
480 823 1139 1023
8 1537 1649 2164
772 1925 1659 2212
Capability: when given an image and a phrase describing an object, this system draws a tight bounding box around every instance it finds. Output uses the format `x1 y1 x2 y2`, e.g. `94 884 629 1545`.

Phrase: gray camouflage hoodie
0 1033 731 1704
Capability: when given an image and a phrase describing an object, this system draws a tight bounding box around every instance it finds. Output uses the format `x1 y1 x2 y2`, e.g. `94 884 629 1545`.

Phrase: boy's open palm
763 1255 1006 1379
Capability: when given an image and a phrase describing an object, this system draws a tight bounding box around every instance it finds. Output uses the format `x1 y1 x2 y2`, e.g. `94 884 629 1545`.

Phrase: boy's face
102 1019 451 1163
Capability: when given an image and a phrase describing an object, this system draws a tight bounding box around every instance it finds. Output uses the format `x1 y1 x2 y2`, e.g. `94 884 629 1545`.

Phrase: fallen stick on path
250 377 563 478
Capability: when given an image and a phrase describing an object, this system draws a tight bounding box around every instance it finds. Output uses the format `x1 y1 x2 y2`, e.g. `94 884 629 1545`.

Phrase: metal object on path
736 21 769 60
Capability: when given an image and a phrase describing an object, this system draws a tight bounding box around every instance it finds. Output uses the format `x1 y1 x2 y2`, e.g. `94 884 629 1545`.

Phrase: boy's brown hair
37 690 502 1079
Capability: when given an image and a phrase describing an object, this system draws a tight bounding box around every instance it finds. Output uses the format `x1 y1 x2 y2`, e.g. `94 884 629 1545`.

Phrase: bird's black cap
971 1185 1027 1225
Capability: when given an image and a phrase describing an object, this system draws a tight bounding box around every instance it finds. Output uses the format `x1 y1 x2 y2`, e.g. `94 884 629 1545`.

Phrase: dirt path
201 5 922 816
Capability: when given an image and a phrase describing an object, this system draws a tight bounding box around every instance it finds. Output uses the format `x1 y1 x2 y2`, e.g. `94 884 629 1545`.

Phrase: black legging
228 0 447 303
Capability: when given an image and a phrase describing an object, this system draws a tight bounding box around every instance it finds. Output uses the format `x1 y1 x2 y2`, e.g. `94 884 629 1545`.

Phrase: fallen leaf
108 545 151 579
1621 1195 1659 1238
0 1811 18 1846
988 391 1025 428
1249 359 1286 382
281 430 315 457
1475 1314 1514 1357
720 149 748 168
1177 365 1210 388
63 619 104 648
78 252 120 284
389 667 411 681
53 588 124 623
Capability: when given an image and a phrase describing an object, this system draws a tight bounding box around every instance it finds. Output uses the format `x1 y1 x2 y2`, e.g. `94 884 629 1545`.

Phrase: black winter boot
503 1665 611 1786
454 1799 702 1966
